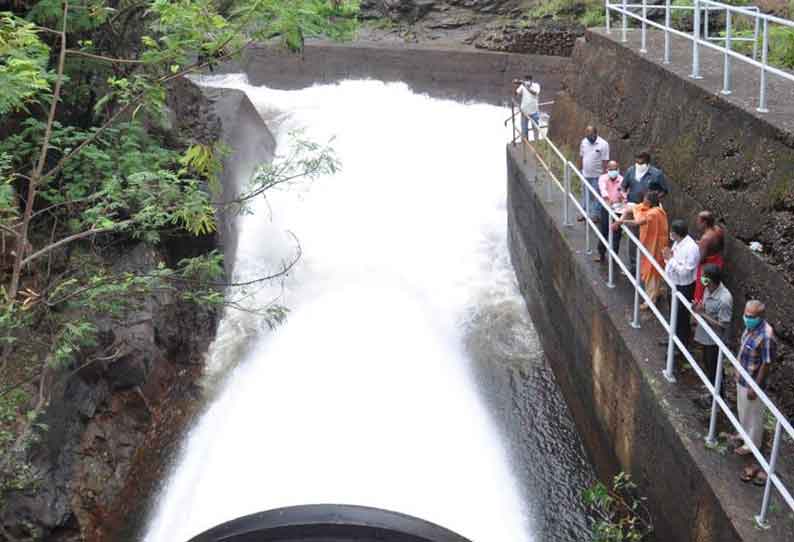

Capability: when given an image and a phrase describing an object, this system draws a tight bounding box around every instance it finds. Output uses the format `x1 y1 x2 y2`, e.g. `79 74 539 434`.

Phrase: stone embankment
358 0 585 56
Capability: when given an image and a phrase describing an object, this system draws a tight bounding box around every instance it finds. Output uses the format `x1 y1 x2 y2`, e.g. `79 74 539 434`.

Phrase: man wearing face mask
692 264 733 409
621 151 669 274
734 300 776 485
595 160 625 263
578 126 609 224
663 220 700 348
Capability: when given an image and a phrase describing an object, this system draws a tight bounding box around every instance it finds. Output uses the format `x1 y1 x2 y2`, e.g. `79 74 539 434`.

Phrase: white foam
143 78 532 542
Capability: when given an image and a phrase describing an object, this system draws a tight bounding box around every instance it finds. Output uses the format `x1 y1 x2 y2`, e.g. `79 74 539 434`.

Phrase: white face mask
635 163 649 178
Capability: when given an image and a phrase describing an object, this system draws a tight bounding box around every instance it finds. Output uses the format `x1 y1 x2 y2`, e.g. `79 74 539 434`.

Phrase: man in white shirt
514 75 540 141
578 126 609 223
663 219 700 349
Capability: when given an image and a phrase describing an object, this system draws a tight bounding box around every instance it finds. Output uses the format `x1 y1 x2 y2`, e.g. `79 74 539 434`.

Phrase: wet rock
473 20 585 56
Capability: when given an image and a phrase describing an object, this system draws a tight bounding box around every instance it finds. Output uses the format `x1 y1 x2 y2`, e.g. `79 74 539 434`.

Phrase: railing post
640 0 648 53
757 18 769 113
752 12 760 61
621 0 628 43
704 5 710 41
691 0 703 79
511 101 517 146
663 287 678 382
563 161 572 226
755 420 782 528
606 0 611 34
546 156 553 203
705 349 724 446
585 183 592 253
631 244 642 329
664 0 672 64
721 10 732 95
607 213 616 288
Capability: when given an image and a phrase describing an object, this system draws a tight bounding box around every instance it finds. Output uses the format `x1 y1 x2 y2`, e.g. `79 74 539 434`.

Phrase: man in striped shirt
734 299 777 484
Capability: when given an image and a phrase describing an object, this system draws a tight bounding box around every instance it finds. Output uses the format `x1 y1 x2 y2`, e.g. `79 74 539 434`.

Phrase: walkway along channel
507 107 794 537
604 0 794 114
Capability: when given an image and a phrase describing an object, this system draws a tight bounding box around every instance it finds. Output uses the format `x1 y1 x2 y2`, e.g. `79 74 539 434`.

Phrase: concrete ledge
241 41 572 105
506 146 789 542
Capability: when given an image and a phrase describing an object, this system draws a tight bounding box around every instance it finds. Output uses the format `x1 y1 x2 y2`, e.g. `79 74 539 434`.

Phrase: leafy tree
0 0 356 531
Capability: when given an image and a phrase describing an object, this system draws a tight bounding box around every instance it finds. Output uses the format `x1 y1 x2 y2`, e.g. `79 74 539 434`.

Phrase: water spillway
143 78 593 542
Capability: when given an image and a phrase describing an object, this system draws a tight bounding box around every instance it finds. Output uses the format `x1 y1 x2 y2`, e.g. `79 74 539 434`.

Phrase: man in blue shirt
621 151 670 274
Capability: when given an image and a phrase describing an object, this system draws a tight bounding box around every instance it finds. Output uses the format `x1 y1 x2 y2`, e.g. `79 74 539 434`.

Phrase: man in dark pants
663 219 700 348
693 264 733 408
621 151 670 275
595 160 625 263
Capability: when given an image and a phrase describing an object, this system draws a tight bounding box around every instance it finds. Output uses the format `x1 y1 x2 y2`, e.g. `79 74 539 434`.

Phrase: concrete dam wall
239 41 572 105
507 28 794 542
549 29 794 414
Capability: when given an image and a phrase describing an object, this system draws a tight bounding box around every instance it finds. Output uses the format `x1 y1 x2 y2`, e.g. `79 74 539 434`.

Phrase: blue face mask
608 170 619 179
744 316 762 330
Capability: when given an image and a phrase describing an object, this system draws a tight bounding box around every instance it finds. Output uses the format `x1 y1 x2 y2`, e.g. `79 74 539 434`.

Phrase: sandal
740 465 759 483
753 470 768 487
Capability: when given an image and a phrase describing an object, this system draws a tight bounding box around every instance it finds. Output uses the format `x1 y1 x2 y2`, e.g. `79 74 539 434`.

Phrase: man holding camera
514 75 541 142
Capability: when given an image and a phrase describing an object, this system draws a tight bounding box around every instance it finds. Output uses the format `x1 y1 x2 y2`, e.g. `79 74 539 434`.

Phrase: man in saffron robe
613 191 669 309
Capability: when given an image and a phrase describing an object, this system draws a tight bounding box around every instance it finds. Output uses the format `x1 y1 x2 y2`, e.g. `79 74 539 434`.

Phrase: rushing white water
144 78 533 542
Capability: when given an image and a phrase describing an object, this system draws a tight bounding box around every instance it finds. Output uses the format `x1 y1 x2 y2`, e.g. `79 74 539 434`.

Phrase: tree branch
8 1 69 301
66 49 148 64
20 219 131 268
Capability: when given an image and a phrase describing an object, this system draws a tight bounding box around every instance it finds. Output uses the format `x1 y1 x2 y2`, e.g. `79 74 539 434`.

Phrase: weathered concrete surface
550 28 794 419
506 146 791 542
167 79 276 275
241 40 572 105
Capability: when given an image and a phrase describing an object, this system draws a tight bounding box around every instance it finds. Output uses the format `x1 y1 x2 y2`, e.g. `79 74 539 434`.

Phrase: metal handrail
508 108 794 528
605 0 794 111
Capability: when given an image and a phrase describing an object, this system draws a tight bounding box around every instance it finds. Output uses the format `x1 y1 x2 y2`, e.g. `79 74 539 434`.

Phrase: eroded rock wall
0 79 274 542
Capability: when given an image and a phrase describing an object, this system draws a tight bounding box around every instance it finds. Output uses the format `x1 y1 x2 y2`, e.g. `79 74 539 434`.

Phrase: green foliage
27 0 111 32
528 0 579 20
0 119 215 239
241 134 340 203
581 3 606 27
527 0 603 25
0 0 356 520
583 473 653 542
721 26 794 69
0 12 52 115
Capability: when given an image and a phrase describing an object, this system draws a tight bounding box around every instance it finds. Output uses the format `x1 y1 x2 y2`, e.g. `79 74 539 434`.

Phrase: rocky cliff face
0 78 274 542
358 0 585 57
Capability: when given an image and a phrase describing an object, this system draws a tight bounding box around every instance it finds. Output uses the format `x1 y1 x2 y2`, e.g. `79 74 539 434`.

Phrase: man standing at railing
514 75 540 142
663 219 700 349
621 151 669 275
578 126 609 225
595 160 625 263
692 264 733 409
734 300 776 485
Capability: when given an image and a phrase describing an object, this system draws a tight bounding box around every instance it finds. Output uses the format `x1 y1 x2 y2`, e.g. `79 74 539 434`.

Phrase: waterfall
143 77 534 542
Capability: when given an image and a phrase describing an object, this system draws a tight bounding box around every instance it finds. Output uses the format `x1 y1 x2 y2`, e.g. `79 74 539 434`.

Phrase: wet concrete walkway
594 26 794 137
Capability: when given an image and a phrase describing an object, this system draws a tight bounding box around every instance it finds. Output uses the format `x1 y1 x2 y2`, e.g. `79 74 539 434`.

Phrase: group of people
575 126 778 487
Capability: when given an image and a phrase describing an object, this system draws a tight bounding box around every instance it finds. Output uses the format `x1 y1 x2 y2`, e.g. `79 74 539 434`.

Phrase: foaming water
144 78 536 542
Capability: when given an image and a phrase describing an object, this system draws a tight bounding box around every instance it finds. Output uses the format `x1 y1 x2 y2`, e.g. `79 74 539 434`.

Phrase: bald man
735 300 776 485
578 126 609 223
